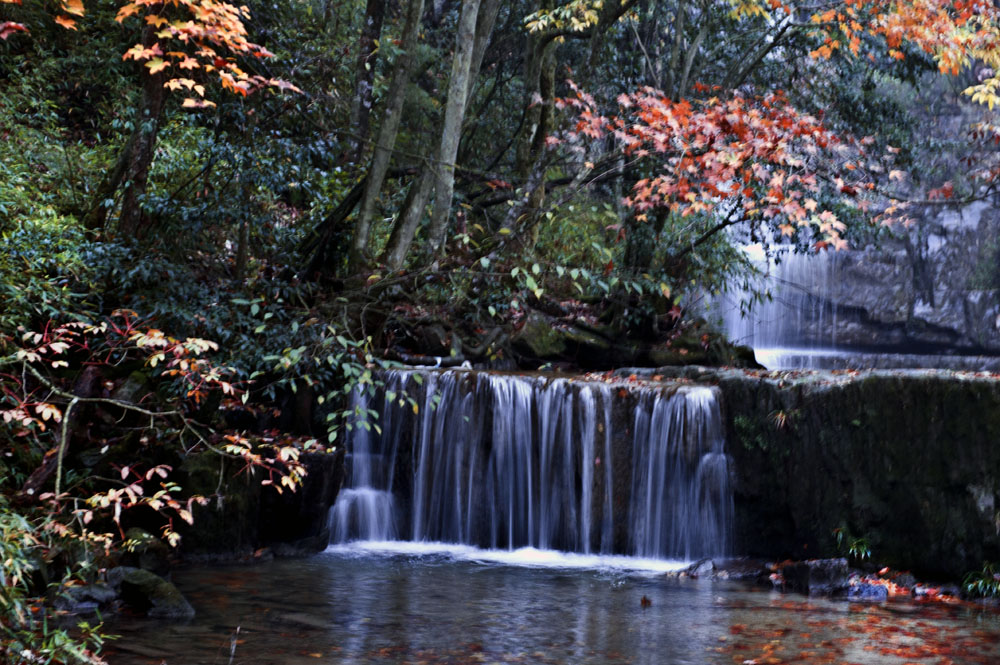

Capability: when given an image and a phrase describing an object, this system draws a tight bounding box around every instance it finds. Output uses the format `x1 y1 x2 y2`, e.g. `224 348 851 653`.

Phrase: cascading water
715 237 1000 371
329 369 733 561
717 244 843 369
629 386 733 560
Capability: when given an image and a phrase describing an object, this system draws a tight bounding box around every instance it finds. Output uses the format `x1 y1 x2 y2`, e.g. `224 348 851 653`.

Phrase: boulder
782 558 848 596
106 566 194 619
513 310 570 358
685 558 715 577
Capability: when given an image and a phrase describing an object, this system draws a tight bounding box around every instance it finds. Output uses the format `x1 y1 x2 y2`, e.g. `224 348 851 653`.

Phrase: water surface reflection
105 547 1000 665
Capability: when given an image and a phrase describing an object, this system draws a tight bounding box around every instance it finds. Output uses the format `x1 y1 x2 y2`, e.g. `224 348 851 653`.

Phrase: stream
105 544 1000 665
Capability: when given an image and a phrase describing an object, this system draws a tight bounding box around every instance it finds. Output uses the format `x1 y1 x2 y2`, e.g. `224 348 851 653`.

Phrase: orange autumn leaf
61 0 83 16
116 3 140 22
9 0 297 105
146 57 169 74
181 97 216 109
53 14 77 30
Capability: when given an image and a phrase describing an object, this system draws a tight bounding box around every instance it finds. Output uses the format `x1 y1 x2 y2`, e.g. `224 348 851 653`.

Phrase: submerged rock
106 566 195 619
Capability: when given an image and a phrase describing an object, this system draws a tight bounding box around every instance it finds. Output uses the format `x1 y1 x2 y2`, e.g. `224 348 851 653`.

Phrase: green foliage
833 526 872 561
963 562 1000 598
0 219 97 331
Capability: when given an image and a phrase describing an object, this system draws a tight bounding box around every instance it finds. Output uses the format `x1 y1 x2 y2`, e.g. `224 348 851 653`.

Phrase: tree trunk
82 129 136 232
116 27 168 239
345 0 387 163
349 0 426 273
423 0 483 258
384 0 499 268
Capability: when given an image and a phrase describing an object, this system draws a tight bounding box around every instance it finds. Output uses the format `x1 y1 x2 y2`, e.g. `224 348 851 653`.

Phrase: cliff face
831 201 1000 354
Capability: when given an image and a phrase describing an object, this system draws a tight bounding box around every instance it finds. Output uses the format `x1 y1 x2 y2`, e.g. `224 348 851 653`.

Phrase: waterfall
629 386 732 559
718 244 842 369
329 369 733 560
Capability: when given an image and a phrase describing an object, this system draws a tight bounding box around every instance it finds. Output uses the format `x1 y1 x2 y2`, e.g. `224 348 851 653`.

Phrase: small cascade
629 387 732 559
329 369 733 560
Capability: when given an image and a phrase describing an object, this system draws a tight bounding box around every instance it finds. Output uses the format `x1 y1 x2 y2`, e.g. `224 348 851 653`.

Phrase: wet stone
782 558 849 596
847 582 889 601
106 566 195 619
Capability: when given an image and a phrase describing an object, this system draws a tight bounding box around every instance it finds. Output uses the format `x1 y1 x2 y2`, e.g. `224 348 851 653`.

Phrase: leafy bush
0 491 108 665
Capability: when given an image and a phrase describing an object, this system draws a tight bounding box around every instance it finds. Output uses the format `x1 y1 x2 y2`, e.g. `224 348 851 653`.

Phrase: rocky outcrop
511 308 757 369
826 202 1000 353
719 200 1000 361
781 558 849 596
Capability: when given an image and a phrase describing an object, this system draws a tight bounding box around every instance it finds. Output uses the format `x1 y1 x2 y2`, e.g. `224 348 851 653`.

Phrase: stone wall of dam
178 366 1000 580
645 366 1000 578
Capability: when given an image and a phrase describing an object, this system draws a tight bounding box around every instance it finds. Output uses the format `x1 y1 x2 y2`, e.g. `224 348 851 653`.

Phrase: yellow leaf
146 57 169 74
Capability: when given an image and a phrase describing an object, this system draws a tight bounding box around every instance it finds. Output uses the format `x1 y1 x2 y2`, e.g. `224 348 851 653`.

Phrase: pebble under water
104 545 1000 665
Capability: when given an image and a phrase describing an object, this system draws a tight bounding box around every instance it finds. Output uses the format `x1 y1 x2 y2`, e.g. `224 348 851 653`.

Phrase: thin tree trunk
235 178 251 281
423 0 483 258
470 0 501 81
386 0 498 267
83 130 136 231
349 0 426 272
346 0 387 163
116 27 167 239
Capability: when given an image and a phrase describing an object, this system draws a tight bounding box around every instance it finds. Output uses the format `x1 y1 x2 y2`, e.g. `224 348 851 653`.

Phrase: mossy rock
106 566 194 619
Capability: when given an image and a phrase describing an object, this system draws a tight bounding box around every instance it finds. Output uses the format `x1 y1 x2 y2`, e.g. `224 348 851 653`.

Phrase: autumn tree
0 0 295 238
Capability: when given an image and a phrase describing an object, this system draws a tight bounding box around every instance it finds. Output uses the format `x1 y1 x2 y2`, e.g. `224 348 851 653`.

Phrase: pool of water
105 544 1000 665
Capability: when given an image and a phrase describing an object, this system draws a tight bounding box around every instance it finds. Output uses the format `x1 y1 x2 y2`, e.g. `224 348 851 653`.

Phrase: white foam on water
325 540 690 574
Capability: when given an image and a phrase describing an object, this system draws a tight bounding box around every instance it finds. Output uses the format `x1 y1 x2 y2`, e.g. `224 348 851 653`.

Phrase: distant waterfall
329 370 733 560
716 245 843 369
